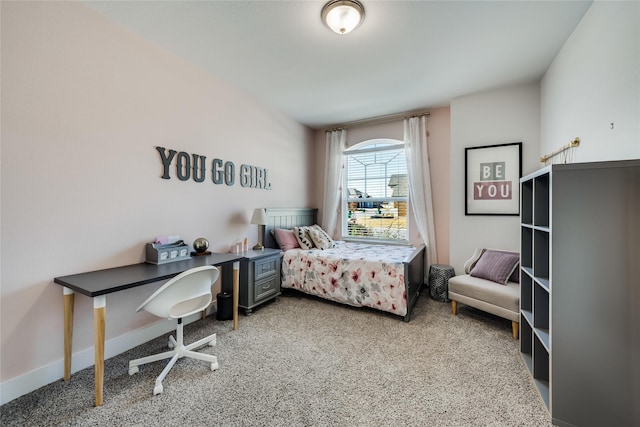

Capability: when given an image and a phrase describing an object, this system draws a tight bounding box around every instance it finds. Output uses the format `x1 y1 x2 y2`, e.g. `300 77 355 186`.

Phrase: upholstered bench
448 248 520 339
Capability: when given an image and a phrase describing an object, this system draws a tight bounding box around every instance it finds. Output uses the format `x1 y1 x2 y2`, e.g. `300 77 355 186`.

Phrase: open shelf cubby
521 179 533 225
520 272 533 313
533 337 550 409
533 284 550 351
532 230 549 284
521 227 532 270
520 318 533 368
533 173 549 227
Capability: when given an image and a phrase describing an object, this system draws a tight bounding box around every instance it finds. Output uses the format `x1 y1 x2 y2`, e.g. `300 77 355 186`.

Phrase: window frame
341 139 410 244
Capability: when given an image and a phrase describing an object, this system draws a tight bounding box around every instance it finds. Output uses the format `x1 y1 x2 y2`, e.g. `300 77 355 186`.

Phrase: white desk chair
129 265 220 395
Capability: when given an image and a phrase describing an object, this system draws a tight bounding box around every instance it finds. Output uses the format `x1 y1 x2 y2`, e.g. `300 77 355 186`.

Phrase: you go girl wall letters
156 146 271 190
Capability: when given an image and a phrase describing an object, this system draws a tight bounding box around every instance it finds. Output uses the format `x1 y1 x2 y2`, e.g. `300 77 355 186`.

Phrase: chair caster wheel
129 366 139 375
210 362 219 371
153 384 163 395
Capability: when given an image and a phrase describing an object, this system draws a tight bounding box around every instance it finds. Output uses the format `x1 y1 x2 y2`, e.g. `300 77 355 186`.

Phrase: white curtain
404 116 438 267
321 129 346 238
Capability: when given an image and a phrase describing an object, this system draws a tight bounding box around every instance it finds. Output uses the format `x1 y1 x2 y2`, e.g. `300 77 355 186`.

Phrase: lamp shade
250 208 268 225
322 0 365 35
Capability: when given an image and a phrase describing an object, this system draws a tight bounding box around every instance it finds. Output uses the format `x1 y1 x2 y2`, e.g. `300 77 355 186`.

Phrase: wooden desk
54 253 243 406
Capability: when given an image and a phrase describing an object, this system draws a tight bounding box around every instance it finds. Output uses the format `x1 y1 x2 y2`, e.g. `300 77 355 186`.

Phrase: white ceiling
83 0 593 129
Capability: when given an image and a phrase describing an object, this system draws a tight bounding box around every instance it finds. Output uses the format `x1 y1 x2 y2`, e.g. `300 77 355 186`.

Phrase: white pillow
292 226 314 250
308 225 335 250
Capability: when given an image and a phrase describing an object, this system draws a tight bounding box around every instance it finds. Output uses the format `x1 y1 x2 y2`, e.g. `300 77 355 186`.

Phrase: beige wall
313 106 451 264
0 1 313 401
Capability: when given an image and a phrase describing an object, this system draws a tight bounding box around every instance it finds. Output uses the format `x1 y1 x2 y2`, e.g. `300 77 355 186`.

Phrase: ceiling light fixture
321 0 365 35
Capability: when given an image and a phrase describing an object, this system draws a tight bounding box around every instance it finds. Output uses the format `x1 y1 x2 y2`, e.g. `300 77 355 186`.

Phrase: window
342 139 408 242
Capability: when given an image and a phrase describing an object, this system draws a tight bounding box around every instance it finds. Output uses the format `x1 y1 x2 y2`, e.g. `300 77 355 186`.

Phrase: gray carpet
0 291 551 426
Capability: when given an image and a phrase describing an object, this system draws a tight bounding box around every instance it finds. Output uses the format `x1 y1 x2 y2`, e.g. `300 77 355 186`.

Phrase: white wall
541 0 640 162
450 83 541 273
0 1 313 403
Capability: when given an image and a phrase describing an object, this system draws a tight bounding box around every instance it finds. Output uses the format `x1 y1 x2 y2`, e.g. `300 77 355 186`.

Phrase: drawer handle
262 283 271 290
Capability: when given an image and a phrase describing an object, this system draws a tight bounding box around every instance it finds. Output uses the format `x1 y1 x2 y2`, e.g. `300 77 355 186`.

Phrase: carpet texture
0 291 551 426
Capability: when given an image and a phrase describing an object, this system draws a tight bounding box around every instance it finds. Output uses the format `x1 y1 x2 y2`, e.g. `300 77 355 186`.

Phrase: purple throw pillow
470 250 520 285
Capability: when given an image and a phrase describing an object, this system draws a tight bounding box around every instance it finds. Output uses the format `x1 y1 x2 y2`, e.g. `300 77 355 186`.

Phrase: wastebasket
428 264 455 302
216 292 233 320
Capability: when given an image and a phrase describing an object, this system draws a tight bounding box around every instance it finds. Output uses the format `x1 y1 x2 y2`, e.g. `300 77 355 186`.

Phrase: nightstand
238 248 281 315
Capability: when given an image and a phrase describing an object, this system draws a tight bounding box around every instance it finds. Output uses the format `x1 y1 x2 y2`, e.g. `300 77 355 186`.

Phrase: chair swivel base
129 321 218 395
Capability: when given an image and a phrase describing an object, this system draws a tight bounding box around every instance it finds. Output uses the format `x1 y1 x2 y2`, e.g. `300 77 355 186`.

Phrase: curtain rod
324 109 430 132
540 137 580 164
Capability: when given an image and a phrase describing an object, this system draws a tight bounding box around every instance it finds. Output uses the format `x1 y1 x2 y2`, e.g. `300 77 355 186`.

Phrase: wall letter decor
156 146 177 180
176 151 191 181
223 161 235 186
212 158 224 184
156 146 270 190
240 164 271 189
192 154 206 183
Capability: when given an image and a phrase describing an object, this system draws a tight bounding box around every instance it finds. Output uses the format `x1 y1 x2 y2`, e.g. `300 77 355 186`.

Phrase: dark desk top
54 253 244 297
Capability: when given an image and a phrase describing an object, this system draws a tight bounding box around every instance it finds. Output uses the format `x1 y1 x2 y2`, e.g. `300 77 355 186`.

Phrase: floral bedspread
281 241 416 317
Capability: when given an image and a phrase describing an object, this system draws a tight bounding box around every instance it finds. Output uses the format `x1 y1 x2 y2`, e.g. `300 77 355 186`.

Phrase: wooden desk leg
93 295 106 407
233 261 239 331
63 288 74 381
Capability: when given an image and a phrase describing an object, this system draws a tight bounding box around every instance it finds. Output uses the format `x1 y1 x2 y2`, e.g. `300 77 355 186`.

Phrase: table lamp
251 208 268 250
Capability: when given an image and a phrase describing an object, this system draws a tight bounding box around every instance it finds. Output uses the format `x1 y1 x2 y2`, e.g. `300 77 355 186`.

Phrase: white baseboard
0 310 209 406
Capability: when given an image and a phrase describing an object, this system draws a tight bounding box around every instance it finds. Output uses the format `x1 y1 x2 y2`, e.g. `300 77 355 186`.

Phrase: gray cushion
449 274 520 315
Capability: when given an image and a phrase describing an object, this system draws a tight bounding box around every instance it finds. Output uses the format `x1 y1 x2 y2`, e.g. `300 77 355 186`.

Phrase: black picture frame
465 142 522 216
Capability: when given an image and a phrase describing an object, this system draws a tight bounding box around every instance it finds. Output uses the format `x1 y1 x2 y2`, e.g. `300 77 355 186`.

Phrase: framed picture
465 142 522 215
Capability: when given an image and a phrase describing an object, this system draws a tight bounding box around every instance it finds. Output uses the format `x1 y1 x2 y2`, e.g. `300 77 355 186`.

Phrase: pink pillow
273 228 300 251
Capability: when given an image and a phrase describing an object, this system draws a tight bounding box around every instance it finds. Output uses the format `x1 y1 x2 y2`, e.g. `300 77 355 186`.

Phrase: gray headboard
263 208 318 249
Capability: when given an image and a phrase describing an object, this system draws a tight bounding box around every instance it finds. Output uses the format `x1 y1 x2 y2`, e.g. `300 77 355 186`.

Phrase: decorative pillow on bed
307 225 335 250
292 226 314 250
272 228 300 251
470 250 520 285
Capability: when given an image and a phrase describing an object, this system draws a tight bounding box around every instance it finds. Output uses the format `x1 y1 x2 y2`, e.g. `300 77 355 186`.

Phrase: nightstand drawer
254 275 279 302
254 257 277 281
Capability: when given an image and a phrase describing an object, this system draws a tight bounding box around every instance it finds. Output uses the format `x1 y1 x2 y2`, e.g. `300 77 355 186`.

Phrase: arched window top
346 138 403 152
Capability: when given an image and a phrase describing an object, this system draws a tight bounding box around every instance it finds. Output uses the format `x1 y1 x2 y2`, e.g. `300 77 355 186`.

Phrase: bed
264 208 425 322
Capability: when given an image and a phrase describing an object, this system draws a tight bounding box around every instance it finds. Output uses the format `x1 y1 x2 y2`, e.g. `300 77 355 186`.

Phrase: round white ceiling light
321 0 365 35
